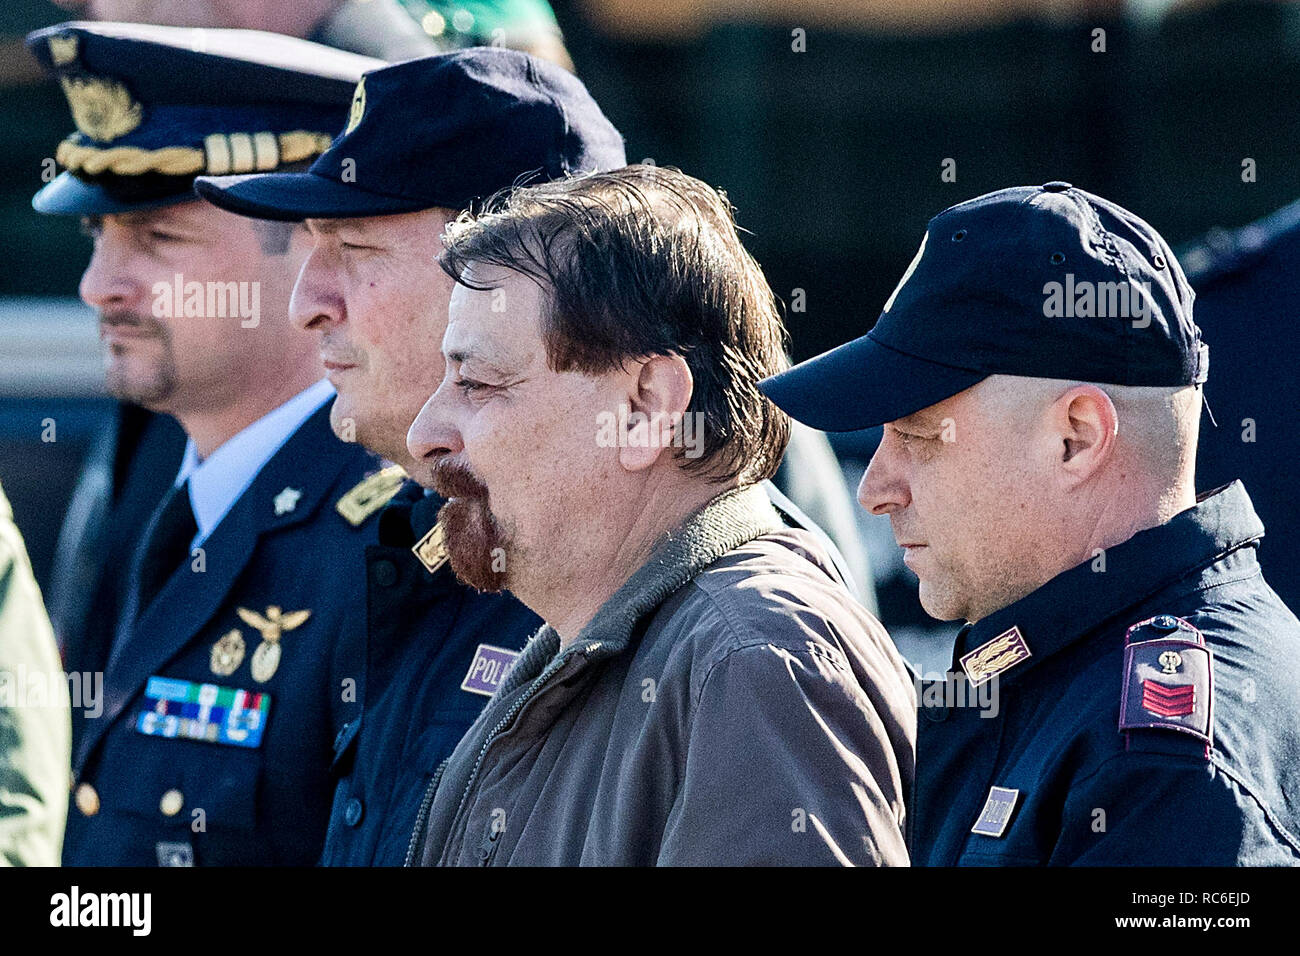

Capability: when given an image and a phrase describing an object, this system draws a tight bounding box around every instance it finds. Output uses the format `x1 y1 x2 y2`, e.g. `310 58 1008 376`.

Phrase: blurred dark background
3 0 1298 657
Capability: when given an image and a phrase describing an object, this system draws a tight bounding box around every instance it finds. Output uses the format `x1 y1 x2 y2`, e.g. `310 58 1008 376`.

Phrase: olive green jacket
413 483 915 866
0 482 70 866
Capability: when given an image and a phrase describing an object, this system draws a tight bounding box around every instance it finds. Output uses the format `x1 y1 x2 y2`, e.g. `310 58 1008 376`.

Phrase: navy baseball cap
759 182 1208 431
29 21 382 216
194 48 627 221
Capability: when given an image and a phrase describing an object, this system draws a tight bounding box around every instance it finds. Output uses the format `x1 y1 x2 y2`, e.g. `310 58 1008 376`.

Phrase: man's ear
1054 384 1118 486
618 354 693 472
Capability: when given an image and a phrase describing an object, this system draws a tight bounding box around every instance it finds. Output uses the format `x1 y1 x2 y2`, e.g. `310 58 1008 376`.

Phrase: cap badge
60 76 143 142
48 33 79 67
345 76 366 135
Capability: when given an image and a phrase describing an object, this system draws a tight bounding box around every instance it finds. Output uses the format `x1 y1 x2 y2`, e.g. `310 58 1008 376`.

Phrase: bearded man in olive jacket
404 166 916 867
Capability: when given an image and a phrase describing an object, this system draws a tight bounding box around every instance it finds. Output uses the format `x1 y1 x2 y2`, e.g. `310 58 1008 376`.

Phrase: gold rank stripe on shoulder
336 465 407 526
413 520 448 575
959 626 1032 687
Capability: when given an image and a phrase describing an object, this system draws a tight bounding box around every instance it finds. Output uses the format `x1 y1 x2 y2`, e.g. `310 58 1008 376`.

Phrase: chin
327 401 362 445
917 584 967 623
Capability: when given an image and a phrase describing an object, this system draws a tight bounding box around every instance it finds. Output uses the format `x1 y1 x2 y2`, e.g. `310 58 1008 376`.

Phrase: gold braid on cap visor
54 130 334 177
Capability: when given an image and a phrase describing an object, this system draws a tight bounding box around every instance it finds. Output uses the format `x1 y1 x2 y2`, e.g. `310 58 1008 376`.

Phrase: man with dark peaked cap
196 47 866 863
30 21 395 865
38 6 406 684
761 182 1300 865
40 0 574 660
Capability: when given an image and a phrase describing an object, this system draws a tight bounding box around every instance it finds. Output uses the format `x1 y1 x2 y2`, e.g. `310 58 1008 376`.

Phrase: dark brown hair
438 164 791 484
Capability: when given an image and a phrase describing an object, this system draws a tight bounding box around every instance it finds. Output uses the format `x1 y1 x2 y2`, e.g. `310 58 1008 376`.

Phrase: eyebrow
894 411 943 431
446 348 515 376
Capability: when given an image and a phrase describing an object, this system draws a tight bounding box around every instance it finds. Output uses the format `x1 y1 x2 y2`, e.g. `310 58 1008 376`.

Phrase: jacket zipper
403 757 449 866
420 642 601 866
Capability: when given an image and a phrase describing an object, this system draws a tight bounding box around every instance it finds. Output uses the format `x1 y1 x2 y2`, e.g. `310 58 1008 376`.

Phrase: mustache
431 459 489 500
99 311 167 335
318 337 367 367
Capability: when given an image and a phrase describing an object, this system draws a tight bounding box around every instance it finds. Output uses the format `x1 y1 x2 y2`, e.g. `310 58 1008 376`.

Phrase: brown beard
431 458 509 592
100 312 178 407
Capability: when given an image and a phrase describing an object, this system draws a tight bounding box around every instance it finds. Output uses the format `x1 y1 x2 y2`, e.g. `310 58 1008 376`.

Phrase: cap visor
32 172 194 216
195 171 430 222
759 333 988 431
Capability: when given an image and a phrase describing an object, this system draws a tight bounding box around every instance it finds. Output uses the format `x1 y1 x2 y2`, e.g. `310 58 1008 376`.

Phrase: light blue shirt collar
175 379 335 545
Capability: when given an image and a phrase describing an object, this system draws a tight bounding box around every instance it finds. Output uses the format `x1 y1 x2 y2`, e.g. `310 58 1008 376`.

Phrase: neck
968 474 1196 625
175 367 321 460
525 475 734 650
1071 474 1197 574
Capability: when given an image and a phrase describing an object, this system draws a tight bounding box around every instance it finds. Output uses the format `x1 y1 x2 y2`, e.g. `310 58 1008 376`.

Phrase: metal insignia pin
210 628 245 677
274 487 302 516
237 605 311 683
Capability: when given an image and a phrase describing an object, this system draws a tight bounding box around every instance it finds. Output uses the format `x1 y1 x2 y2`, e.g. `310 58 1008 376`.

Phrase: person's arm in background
0 480 70 866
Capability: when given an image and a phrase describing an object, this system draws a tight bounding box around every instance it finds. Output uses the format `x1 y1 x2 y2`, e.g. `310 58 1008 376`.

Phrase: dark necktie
135 480 197 612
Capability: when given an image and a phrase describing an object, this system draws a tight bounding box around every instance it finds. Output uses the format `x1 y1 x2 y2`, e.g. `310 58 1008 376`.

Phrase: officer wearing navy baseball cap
30 22 400 867
196 49 617 866
195 48 625 220
762 183 1300 865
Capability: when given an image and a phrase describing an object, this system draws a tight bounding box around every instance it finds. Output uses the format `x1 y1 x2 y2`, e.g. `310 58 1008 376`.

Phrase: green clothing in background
0 480 70 866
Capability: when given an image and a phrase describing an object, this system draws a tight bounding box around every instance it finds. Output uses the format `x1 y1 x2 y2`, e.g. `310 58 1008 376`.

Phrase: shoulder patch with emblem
336 465 406 526
1119 615 1212 745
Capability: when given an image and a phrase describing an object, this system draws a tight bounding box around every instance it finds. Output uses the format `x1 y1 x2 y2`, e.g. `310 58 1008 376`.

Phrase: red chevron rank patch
1119 616 1213 745
1141 679 1195 718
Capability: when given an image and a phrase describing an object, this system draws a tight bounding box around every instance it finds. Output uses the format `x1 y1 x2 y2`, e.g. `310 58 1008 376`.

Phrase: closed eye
892 427 939 448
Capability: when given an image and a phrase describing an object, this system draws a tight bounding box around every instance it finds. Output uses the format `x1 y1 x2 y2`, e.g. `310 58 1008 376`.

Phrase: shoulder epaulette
336 464 407 526
1119 614 1213 746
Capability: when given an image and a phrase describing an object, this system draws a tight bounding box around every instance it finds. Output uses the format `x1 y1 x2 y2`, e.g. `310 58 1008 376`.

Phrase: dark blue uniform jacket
320 481 541 866
64 404 378 866
912 481 1300 866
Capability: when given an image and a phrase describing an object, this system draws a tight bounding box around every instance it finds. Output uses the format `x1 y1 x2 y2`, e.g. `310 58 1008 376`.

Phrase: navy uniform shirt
1181 200 1300 611
320 480 541 866
912 481 1300 866
64 404 381 866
